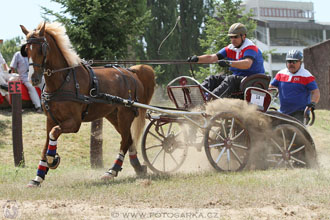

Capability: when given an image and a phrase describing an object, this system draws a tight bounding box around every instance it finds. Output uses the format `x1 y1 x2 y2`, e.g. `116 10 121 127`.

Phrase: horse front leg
27 123 62 187
27 118 80 187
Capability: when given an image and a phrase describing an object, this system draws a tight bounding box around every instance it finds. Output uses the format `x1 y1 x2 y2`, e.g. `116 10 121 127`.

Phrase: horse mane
36 22 81 67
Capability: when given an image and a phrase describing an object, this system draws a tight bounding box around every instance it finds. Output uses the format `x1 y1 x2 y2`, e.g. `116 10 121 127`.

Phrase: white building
241 0 330 76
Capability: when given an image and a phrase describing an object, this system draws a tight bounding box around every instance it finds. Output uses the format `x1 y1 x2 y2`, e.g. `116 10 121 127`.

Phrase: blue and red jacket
271 67 318 114
216 38 265 77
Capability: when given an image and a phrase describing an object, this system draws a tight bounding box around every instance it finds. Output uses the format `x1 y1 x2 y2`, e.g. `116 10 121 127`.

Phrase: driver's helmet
228 23 247 37
286 50 303 61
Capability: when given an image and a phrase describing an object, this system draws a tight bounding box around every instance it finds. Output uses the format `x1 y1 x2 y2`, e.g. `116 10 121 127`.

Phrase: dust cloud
179 98 274 172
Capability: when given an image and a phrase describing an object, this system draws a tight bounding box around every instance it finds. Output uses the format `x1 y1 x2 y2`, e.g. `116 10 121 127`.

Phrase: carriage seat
239 74 271 92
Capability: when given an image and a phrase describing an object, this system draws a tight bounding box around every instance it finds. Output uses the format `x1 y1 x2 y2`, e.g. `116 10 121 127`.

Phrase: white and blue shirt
271 67 318 114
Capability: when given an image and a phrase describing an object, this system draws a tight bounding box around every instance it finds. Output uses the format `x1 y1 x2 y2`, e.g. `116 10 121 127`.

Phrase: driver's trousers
201 74 244 98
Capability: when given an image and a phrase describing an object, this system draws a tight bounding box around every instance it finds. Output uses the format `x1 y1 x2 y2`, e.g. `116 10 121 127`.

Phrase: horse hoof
101 172 115 180
27 180 41 188
136 165 147 176
48 153 61 169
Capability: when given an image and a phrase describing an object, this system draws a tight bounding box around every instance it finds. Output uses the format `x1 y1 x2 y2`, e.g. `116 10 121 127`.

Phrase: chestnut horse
20 22 155 187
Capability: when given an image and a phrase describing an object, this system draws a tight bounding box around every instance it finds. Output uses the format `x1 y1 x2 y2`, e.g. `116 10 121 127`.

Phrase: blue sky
0 0 329 41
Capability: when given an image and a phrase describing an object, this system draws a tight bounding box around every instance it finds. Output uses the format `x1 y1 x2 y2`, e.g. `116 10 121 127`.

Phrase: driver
187 23 265 98
270 50 320 123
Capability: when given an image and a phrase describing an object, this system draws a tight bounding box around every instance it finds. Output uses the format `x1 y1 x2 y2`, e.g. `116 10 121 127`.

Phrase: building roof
256 19 330 30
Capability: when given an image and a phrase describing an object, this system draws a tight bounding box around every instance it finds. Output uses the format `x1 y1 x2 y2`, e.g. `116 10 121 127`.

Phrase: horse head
20 22 48 86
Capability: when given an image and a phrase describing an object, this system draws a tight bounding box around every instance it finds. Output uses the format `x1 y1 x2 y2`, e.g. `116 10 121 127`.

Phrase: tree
144 0 215 85
197 0 256 80
42 0 151 60
0 37 22 65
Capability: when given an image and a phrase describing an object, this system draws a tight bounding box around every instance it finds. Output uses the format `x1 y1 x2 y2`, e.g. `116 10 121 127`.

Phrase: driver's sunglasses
287 60 299 64
229 35 240 39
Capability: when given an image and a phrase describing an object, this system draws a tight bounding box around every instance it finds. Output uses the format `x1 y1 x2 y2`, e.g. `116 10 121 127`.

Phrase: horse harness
41 63 140 125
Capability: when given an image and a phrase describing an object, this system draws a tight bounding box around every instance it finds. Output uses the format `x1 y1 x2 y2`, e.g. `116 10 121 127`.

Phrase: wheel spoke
268 153 283 157
276 158 284 167
149 131 164 142
287 132 297 151
169 153 179 166
270 138 283 153
291 156 306 165
231 129 245 141
221 121 228 138
227 149 231 170
209 143 225 148
281 129 287 150
231 148 242 165
159 125 166 137
151 148 164 165
290 145 305 154
167 122 173 136
215 147 226 163
232 143 248 150
229 118 235 138
146 144 163 151
210 128 225 141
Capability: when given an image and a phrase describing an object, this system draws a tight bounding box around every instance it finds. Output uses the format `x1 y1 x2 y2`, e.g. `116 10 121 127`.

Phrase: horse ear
20 25 29 36
39 22 46 36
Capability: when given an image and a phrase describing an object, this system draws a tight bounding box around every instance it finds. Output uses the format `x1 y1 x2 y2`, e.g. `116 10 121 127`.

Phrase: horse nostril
33 79 40 85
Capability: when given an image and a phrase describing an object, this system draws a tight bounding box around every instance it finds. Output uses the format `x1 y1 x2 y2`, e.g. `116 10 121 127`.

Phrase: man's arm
311 88 320 104
196 54 218 63
230 57 253 69
1 63 9 71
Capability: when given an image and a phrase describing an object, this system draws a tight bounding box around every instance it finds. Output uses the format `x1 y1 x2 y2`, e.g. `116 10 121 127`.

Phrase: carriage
140 74 318 173
21 21 317 187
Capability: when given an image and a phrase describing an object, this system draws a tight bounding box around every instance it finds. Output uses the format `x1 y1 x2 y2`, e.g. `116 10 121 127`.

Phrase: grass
0 108 330 219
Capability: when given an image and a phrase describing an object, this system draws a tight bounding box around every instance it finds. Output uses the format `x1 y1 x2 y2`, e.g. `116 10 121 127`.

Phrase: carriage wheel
141 118 188 174
204 112 250 172
267 124 316 168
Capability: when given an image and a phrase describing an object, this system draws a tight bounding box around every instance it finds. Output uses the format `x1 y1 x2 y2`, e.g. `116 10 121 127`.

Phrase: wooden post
90 118 103 168
8 75 25 167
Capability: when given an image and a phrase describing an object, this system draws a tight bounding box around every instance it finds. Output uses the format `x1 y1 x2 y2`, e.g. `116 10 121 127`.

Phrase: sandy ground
1 199 329 220
1 98 329 219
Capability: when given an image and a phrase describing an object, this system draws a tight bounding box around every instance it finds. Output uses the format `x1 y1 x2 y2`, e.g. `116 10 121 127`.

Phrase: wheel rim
267 124 309 168
141 119 188 173
205 113 250 172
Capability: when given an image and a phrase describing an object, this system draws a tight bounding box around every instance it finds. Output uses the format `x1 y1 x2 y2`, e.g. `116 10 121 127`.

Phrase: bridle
26 36 49 74
26 36 81 77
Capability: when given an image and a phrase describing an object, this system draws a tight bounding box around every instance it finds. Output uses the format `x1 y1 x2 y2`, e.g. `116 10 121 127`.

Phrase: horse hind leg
129 146 147 176
101 109 145 180
128 107 148 175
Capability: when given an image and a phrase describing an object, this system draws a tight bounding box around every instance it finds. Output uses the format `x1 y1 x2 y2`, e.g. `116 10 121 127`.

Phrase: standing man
187 23 265 97
10 44 42 112
270 50 320 123
0 48 11 104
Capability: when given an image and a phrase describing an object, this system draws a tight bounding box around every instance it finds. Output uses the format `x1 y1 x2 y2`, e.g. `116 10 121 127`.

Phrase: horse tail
129 65 156 146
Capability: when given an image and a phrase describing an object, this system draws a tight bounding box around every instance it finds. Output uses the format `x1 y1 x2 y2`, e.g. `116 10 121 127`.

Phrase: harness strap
87 65 99 97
